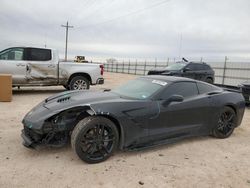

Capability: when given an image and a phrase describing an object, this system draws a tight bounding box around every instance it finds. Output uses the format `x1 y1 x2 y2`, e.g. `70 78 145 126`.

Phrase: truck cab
0 47 104 90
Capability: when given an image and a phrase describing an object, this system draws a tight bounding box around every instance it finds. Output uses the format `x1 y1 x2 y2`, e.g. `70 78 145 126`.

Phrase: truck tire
71 116 119 163
69 76 90 90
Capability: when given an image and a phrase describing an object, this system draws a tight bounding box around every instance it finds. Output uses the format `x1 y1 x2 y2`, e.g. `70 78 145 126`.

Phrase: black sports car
21 76 245 163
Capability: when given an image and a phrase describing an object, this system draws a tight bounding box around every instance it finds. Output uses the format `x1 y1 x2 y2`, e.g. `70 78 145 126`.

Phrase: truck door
0 47 27 84
26 48 58 85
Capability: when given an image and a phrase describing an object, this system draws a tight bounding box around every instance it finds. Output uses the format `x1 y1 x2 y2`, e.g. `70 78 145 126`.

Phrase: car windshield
111 78 165 99
165 63 186 71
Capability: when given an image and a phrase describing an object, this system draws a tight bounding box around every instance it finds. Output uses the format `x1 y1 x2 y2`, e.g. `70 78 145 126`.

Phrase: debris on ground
138 181 144 185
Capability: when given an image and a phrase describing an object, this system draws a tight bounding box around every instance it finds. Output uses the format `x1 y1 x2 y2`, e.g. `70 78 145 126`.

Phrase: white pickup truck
0 47 104 90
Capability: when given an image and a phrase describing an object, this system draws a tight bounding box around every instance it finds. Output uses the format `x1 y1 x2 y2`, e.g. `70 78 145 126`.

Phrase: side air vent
57 96 71 103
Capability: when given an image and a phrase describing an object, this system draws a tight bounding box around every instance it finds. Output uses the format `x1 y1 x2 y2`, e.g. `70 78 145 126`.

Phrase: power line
61 21 74 61
78 0 171 29
179 33 183 58
80 0 116 21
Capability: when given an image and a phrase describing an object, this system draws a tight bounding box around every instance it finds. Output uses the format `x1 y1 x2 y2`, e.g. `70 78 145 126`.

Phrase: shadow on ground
13 89 66 95
23 136 212 162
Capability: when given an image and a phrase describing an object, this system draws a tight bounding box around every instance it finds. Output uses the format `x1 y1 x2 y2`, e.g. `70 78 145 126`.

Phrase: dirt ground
0 72 250 188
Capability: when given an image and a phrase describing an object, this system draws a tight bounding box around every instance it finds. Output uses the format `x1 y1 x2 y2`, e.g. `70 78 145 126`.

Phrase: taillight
100 64 104 75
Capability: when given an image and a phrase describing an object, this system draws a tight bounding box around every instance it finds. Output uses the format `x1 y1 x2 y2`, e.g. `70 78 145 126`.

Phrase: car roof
175 61 210 66
0 47 54 51
189 61 209 65
141 75 196 83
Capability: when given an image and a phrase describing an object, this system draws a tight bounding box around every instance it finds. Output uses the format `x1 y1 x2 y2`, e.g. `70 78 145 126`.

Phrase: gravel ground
0 72 250 188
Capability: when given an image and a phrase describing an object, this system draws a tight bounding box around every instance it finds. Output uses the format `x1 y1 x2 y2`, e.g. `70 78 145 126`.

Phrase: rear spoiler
214 84 242 93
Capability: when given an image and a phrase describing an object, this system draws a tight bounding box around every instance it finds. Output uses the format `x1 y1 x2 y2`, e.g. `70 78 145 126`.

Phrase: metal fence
103 58 250 86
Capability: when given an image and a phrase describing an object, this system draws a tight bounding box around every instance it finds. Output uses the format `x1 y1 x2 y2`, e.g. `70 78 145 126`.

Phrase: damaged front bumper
21 127 43 148
21 129 34 148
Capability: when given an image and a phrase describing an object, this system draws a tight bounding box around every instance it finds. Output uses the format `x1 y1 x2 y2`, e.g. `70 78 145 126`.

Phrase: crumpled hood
43 90 124 111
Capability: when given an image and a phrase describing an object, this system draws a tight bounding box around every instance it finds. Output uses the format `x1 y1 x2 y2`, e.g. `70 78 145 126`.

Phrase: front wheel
212 106 236 138
71 116 119 163
69 76 90 90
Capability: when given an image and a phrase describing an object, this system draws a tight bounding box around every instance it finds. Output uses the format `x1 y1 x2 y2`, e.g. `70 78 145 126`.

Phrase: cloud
0 0 250 61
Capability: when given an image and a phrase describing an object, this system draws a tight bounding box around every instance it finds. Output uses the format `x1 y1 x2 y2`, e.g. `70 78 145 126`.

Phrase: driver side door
148 81 211 141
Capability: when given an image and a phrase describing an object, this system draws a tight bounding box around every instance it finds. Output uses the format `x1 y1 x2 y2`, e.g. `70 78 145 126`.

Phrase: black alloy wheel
212 106 236 138
71 117 119 163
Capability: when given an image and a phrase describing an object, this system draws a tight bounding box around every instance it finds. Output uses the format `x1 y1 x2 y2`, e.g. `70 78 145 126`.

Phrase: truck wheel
71 116 119 163
69 76 90 90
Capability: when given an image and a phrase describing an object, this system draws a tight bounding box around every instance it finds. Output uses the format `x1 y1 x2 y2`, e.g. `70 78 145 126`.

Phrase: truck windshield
165 63 186 71
112 78 165 100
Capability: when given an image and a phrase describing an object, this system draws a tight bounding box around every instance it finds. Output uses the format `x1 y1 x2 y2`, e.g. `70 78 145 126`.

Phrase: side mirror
183 67 191 72
162 95 184 106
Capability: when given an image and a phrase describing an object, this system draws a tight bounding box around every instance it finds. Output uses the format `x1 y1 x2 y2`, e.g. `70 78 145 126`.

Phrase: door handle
26 64 31 72
17 63 25 67
48 64 55 68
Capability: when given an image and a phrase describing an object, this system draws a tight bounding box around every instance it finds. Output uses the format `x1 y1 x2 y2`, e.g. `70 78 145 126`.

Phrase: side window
0 48 24 60
196 64 205 70
193 64 211 71
186 64 197 71
27 48 52 61
161 82 198 99
203 64 211 70
197 82 218 94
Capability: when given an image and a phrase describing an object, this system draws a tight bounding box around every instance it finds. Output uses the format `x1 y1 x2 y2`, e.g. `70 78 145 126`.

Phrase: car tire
206 78 213 84
69 76 90 90
212 106 236 139
71 116 119 164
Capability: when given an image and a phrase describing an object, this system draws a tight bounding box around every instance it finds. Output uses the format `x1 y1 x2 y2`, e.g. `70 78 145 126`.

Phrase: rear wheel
69 76 90 90
71 116 119 163
212 106 236 138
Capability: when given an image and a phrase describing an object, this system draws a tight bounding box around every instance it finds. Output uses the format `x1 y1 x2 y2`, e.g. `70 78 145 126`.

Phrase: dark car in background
148 61 215 84
239 81 250 105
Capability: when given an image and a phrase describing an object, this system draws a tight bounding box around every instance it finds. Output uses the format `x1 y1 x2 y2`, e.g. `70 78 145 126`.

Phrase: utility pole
179 33 183 58
61 21 73 61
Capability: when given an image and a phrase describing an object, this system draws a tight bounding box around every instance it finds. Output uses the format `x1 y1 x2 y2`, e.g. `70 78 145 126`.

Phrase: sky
0 0 250 62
